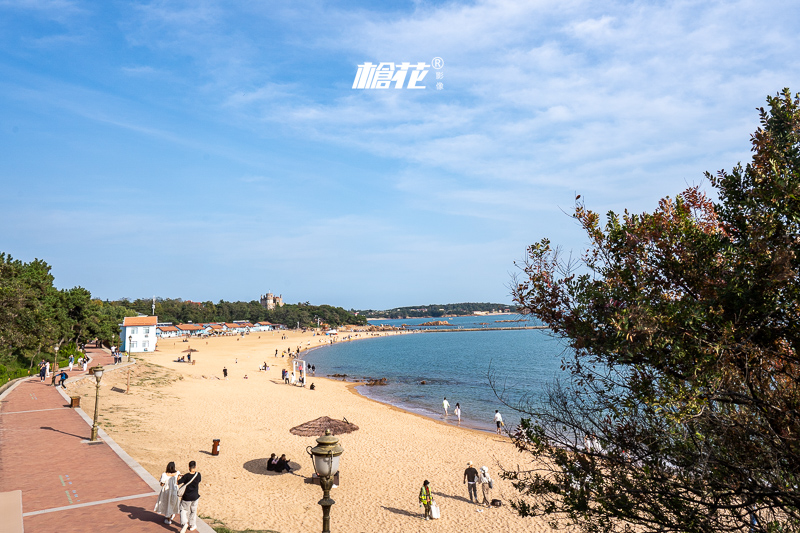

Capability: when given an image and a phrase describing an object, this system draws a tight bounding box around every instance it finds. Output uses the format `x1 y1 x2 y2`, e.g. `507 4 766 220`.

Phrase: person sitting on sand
275 454 292 473
266 454 277 471
309 383 315 390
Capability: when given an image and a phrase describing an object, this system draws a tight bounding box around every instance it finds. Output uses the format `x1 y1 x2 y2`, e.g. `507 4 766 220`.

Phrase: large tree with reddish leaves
505 89 800 533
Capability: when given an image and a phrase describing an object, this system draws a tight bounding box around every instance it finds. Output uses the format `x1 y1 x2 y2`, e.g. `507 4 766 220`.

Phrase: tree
506 89 800 533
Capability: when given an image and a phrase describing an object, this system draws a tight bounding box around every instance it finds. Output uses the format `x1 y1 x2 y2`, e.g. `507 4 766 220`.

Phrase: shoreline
304 336 504 435
67 330 551 532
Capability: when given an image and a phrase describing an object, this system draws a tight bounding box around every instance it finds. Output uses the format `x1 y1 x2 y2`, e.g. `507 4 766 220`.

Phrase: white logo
432 57 444 69
352 62 431 89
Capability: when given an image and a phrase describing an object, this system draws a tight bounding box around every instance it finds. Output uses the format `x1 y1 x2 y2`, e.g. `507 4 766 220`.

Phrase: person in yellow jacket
419 480 432 520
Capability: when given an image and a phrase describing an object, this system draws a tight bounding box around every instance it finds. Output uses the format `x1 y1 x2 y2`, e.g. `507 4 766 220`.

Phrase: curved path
0 346 213 532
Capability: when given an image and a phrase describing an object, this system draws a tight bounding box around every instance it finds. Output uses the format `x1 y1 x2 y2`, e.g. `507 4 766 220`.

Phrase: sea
302 314 570 433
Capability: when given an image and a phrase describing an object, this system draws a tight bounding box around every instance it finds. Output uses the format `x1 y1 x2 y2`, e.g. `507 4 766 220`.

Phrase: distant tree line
117 298 367 329
356 302 515 319
0 252 365 375
0 253 138 373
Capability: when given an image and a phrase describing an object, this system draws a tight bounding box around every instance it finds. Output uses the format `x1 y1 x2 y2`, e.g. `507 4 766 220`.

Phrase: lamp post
128 335 132 362
52 345 59 385
90 365 104 441
307 429 344 533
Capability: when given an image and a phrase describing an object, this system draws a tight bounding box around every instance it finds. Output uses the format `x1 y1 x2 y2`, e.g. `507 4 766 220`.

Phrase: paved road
0 347 213 533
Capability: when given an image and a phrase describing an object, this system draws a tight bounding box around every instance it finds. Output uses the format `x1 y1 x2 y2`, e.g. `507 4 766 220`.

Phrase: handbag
177 473 198 499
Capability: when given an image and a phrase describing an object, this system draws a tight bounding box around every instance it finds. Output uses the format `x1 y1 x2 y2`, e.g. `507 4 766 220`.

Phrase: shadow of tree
243 458 302 476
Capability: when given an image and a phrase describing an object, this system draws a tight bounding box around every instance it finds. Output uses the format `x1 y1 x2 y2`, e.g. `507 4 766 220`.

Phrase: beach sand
71 330 560 532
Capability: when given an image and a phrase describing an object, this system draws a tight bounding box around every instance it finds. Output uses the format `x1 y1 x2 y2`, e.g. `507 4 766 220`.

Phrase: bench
0 490 24 533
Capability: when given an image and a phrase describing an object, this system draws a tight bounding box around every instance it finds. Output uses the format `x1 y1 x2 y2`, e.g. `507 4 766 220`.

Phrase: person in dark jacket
266 453 277 471
275 454 292 473
178 460 201 533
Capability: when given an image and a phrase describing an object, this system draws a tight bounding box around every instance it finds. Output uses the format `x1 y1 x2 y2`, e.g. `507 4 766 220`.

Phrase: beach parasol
289 416 359 437
182 347 199 354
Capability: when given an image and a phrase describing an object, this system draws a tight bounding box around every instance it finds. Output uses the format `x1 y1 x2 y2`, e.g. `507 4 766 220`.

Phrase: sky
1 0 798 310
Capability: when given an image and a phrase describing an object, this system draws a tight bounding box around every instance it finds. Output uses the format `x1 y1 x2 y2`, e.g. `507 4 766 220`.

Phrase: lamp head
92 365 104 383
307 429 344 478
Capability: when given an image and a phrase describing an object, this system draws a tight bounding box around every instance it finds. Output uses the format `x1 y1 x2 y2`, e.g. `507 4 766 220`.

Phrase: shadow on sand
243 458 302 476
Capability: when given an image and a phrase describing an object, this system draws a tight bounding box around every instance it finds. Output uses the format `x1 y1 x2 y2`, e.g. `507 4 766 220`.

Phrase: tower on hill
260 292 284 310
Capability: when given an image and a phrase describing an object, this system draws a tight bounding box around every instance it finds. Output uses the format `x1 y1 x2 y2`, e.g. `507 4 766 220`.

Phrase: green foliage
357 302 515 319
117 298 366 328
508 90 800 532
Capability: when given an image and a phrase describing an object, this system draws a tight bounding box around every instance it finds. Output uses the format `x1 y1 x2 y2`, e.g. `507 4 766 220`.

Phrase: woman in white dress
154 461 181 524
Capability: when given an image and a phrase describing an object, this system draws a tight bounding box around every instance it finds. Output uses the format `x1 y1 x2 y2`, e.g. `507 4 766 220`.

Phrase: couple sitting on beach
266 453 292 473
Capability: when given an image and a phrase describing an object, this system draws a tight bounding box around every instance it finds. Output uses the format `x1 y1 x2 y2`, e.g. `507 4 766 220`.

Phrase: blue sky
1 0 798 310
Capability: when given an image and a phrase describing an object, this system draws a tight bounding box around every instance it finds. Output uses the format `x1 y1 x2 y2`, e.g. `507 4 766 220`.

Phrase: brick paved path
0 347 213 533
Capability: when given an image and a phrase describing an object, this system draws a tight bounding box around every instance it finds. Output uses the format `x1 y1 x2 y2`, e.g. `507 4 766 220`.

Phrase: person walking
223 367 228 380
68 354 74 372
454 403 461 424
419 480 433 520
494 410 504 435
154 461 181 524
82 357 88 372
38 361 46 382
57 371 68 389
178 460 201 533
479 466 493 507
464 461 479 503
442 397 450 417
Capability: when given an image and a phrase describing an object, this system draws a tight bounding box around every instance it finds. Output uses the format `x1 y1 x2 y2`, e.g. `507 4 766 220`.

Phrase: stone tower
260 292 284 310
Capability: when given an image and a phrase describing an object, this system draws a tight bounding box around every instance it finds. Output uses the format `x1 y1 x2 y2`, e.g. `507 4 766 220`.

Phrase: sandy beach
70 330 558 532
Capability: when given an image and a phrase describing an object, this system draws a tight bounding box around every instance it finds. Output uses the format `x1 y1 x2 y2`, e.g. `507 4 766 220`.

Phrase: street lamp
128 335 132 362
307 429 344 533
90 365 104 441
52 345 59 385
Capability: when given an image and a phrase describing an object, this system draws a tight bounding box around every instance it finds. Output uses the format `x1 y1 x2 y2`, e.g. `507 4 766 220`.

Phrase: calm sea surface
303 315 569 432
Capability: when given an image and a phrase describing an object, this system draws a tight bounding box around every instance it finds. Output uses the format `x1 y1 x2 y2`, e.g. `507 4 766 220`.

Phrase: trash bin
212 439 220 456
70 396 80 408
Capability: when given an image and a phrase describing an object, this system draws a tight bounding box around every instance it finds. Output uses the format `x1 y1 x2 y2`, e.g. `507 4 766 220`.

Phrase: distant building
260 292 284 310
156 325 180 338
120 316 158 352
176 323 205 337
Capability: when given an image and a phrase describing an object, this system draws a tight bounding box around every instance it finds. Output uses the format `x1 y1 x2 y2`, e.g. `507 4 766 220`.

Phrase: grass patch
200 516 279 533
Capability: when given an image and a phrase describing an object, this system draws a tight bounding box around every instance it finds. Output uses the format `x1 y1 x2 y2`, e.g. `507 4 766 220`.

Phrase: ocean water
303 315 569 432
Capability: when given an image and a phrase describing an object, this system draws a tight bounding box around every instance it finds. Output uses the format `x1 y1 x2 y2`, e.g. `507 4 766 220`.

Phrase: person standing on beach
442 397 450 416
464 462 480 503
178 460 201 533
479 466 493 507
68 354 74 372
494 410 504 435
419 480 433 520
223 367 228 379
454 403 461 424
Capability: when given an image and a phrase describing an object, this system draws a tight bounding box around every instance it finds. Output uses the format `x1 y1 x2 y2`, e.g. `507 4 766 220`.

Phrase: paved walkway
0 347 214 533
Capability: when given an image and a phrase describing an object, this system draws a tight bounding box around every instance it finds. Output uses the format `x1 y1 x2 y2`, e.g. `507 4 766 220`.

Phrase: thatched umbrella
290 416 359 437
182 347 199 354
